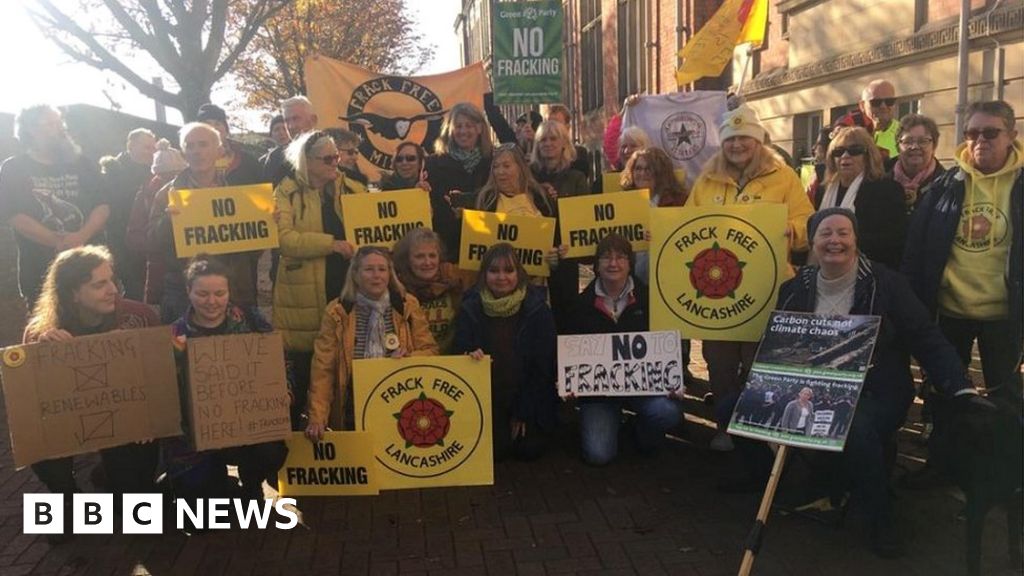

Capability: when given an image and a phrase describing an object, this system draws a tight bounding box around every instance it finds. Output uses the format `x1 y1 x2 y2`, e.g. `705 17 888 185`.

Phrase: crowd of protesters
0 81 1019 558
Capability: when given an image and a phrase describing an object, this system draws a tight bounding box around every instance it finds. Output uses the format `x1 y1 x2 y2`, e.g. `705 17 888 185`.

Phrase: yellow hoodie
938 140 1023 319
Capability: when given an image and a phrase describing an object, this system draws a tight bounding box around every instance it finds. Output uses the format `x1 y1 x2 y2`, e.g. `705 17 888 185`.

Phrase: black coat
814 177 907 269
424 153 492 262
566 277 649 335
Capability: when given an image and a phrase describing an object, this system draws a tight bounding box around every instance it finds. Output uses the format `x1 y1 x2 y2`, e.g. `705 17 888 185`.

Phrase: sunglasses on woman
830 145 867 158
315 154 340 165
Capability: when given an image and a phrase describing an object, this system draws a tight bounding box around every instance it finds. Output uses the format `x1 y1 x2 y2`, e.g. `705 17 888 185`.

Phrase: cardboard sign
341 188 432 248
0 326 181 468
353 356 493 490
186 332 291 451
277 431 380 496
649 205 787 341
168 183 278 258
558 190 650 258
459 209 555 277
557 331 683 397
728 312 881 451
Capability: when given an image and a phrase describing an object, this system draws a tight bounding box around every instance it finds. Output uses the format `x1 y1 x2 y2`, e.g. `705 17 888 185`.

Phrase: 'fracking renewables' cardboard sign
557 331 684 397
558 190 650 258
353 356 493 490
277 431 380 496
168 183 278 258
185 332 291 451
0 326 182 468
341 188 432 248
459 209 555 277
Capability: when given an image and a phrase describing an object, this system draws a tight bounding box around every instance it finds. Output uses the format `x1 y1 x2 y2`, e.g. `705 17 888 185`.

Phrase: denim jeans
579 396 681 465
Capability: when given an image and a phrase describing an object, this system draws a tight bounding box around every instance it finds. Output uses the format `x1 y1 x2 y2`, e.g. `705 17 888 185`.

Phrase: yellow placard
602 169 686 194
167 183 278 257
277 431 380 496
341 188 432 248
458 210 555 277
558 190 650 258
649 205 787 341
353 356 493 490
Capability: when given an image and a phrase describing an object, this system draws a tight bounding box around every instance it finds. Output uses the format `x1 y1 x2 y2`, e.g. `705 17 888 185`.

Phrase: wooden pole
737 444 789 576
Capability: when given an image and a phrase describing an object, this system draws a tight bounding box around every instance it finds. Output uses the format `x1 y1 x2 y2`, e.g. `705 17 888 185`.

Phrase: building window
581 0 603 113
898 99 921 118
781 13 790 39
617 0 652 104
793 111 823 160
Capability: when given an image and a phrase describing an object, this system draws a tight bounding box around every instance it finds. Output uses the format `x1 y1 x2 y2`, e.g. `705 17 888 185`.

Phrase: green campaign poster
491 0 564 104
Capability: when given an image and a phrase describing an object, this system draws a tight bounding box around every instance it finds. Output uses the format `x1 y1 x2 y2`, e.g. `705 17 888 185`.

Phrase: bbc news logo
24 494 299 534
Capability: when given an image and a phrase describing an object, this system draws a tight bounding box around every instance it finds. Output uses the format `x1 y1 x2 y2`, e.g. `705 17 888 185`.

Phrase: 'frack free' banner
341 188 432 248
491 0 564 104
168 184 278 258
558 190 649 258
459 209 555 277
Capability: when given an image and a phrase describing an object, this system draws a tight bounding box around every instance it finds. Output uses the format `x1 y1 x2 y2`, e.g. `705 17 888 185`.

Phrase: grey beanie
807 207 859 240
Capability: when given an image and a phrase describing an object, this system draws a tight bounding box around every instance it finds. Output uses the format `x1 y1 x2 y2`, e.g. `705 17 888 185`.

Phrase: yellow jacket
686 155 814 251
272 174 365 351
307 293 439 429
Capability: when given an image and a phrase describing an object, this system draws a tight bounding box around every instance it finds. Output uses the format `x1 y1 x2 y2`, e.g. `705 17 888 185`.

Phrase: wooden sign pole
737 444 789 576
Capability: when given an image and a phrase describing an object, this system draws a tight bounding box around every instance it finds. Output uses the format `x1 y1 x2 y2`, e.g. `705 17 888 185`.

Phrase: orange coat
307 292 438 428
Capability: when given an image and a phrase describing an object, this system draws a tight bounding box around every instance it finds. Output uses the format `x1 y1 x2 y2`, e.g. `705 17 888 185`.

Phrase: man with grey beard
0 105 109 307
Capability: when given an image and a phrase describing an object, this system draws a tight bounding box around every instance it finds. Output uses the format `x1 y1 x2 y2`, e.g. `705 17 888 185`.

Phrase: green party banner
492 1 564 104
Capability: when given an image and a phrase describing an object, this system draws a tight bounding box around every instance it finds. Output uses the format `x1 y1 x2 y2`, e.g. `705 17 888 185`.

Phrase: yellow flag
676 0 767 86
304 56 489 182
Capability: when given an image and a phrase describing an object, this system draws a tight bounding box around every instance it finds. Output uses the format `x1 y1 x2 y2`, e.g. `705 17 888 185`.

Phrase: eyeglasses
338 148 358 156
394 154 418 162
898 136 933 148
830 145 867 158
598 253 629 263
868 98 896 108
964 127 1005 141
315 154 340 165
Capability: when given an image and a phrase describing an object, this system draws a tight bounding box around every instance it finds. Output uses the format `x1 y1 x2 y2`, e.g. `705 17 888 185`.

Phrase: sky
0 0 463 131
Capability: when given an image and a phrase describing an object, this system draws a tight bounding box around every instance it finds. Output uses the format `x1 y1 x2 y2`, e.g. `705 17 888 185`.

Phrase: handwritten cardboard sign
186 332 291 451
277 431 380 496
0 326 182 468
557 331 684 397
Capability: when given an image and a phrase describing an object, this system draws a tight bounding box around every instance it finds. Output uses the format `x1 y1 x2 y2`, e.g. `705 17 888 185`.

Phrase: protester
615 126 652 172
0 105 109 308
833 79 900 159
306 246 438 438
454 243 558 461
195 103 262 185
164 255 288 505
101 128 157 299
380 142 429 191
545 103 593 183
23 246 159 542
393 228 465 354
515 110 542 156
685 104 813 452
475 143 554 217
324 127 369 192
816 126 906 268
148 122 260 322
426 102 495 261
620 147 688 207
269 114 290 147
887 114 945 210
263 96 319 185
565 234 680 465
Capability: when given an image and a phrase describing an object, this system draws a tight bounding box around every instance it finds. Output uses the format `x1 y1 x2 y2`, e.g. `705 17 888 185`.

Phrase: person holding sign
23 246 160 542
475 144 555 218
426 103 495 263
769 208 992 557
273 130 359 428
393 228 466 354
565 234 681 465
685 104 813 452
164 255 289 503
454 244 558 461
380 142 429 192
620 147 688 208
307 246 439 438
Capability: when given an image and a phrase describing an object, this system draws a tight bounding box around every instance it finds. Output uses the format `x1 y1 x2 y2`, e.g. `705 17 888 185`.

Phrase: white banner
557 331 683 397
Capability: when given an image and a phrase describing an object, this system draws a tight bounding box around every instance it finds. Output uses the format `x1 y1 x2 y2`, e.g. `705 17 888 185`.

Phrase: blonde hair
25 246 114 340
392 228 446 282
284 130 335 188
434 102 494 156
825 126 885 184
529 120 576 171
475 145 552 213
339 246 406 304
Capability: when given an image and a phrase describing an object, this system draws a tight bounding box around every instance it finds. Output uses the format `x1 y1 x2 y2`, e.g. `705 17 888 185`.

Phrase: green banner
491 0 564 104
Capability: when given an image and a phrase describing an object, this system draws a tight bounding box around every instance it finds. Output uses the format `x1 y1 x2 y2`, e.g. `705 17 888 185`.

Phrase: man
903 99 1022 428
195 103 262 185
833 79 899 159
261 95 318 185
102 128 156 299
325 127 369 194
546 103 593 183
269 114 290 147
0 105 109 307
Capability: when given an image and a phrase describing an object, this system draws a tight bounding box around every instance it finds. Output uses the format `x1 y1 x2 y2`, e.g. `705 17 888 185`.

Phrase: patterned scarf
893 157 937 205
450 146 483 174
354 293 395 359
480 285 527 318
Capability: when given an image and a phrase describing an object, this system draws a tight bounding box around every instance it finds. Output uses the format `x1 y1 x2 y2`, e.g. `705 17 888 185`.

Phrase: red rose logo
686 242 745 299
394 392 454 448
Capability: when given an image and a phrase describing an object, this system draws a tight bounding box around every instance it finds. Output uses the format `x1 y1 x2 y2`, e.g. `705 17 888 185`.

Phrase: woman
621 147 688 207
475 144 554 217
426 103 495 262
273 130 358 428
887 114 945 210
392 228 465 354
165 255 289 503
816 126 906 268
380 142 429 191
779 387 815 435
566 234 681 465
771 207 989 557
686 104 815 452
306 246 439 439
454 243 558 461
615 126 652 172
24 246 160 541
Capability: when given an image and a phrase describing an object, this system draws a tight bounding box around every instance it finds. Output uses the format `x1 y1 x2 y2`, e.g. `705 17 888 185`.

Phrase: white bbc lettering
23 494 63 534
73 494 114 534
122 494 164 534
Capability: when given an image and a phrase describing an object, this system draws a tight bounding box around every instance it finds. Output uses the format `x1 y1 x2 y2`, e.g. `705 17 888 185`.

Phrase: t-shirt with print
0 154 106 302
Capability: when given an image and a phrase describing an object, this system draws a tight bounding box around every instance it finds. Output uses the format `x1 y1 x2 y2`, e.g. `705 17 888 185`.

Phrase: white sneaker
710 432 734 452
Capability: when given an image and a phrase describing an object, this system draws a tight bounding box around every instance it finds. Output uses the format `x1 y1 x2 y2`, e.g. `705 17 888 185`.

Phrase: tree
27 0 290 119
233 0 436 111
